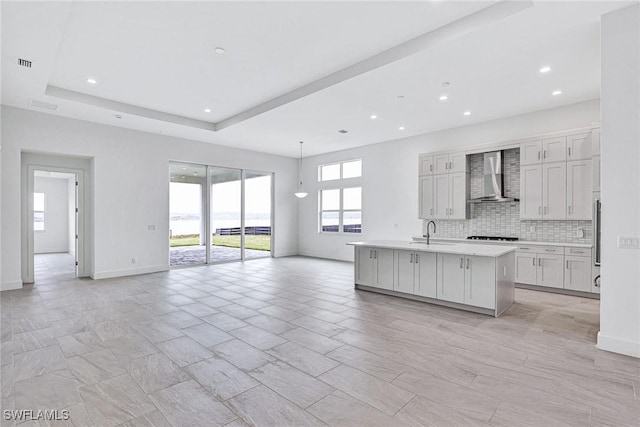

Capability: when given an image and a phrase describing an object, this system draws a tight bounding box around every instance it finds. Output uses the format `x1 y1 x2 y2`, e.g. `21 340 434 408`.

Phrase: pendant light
294 141 308 198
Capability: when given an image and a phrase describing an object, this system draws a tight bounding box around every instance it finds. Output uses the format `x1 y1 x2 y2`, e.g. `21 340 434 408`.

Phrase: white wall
1 106 298 289
598 4 640 358
298 99 600 261
34 176 69 254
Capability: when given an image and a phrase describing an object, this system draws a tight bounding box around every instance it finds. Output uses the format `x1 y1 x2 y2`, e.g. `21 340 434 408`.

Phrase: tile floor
1 256 639 426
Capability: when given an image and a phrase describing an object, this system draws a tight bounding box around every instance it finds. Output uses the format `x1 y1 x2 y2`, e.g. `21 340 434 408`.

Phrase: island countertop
347 240 517 257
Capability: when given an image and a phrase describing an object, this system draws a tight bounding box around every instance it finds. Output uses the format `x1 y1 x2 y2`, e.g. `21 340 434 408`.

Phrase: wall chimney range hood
469 151 519 203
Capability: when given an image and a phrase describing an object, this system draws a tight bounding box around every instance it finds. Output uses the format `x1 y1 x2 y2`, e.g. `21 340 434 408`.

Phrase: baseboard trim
1 280 23 291
297 250 352 262
597 331 640 358
92 265 169 280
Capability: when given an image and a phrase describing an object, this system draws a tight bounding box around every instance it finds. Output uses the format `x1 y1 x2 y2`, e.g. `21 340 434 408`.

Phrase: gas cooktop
467 236 519 242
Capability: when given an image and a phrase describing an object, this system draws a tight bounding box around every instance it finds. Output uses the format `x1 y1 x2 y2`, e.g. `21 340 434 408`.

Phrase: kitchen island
347 240 516 317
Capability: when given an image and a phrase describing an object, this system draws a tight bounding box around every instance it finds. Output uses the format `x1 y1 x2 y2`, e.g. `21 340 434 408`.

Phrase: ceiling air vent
17 58 32 68
30 99 58 111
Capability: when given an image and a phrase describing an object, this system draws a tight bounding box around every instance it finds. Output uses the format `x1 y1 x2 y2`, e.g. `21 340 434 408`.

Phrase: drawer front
564 247 591 257
516 246 538 253
536 246 563 255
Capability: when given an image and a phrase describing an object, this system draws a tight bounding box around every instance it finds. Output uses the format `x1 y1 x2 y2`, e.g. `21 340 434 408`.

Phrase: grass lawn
170 234 270 251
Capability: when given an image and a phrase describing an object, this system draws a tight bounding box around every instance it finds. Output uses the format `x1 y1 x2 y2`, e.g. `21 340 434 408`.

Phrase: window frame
319 186 362 234
318 159 362 182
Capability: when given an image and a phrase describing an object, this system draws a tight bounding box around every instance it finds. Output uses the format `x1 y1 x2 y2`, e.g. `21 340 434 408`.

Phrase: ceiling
1 1 634 157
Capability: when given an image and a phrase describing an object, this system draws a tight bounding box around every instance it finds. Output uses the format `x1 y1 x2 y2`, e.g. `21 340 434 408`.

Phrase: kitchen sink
410 241 454 245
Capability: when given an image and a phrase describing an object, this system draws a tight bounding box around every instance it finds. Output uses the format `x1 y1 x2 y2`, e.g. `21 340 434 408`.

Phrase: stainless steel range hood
469 151 519 203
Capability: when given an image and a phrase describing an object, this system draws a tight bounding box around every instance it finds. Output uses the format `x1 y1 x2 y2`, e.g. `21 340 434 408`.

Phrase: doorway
32 170 78 281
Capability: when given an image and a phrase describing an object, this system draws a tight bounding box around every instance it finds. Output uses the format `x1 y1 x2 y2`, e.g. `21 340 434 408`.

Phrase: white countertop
347 240 516 257
412 236 592 249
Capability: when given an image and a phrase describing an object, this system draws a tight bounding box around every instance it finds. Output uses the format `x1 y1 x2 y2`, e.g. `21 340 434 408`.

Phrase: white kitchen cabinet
520 140 543 165
394 250 415 294
542 162 567 220
515 251 537 285
593 156 600 192
414 252 437 298
433 174 449 218
437 253 465 304
537 254 564 289
542 136 567 162
432 152 466 174
464 256 496 309
433 153 450 174
592 128 601 156
566 133 591 160
419 176 434 219
448 172 467 219
419 155 434 175
449 152 467 173
564 255 592 292
520 164 543 219
394 250 436 298
566 160 592 220
356 247 394 290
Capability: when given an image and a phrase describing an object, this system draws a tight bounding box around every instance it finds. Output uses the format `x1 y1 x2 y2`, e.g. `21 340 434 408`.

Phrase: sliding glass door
244 171 272 259
169 163 207 266
169 162 273 267
210 167 242 263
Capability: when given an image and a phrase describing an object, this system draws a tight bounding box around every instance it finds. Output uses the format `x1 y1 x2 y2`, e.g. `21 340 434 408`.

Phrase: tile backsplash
423 148 593 244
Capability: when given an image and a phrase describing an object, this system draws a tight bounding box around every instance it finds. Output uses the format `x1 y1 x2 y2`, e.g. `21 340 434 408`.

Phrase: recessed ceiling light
182 167 186 170
439 94 448 101
204 108 211 113
194 172 198 176
181 175 186 178
552 90 562 96
399 126 405 131
338 129 348 134
214 47 226 54
370 115 377 120
114 114 122 119
463 111 471 116
539 66 551 73
397 95 405 99
87 78 97 85
441 82 451 87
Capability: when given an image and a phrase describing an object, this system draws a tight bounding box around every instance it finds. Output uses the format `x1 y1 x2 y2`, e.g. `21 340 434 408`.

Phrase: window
34 192 45 231
319 159 361 181
320 187 361 233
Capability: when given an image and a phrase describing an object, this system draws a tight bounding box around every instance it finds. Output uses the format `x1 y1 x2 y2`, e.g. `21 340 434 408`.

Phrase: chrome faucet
426 221 436 245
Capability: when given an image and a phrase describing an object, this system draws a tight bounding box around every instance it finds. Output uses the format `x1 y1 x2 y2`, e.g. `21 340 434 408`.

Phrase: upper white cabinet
449 172 468 219
542 137 567 162
520 140 543 165
419 155 434 175
433 174 449 218
542 162 567 220
418 176 434 219
566 133 591 160
520 164 543 219
567 160 593 220
433 152 466 174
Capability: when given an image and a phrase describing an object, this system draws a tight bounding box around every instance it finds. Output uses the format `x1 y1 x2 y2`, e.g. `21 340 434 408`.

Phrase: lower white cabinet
437 254 495 309
515 252 537 285
564 255 592 292
394 250 436 298
536 254 564 289
356 247 394 290
430 173 469 220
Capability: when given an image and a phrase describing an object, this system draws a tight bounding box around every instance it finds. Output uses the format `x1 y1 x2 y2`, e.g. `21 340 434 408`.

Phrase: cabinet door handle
532 257 535 265
415 254 419 263
430 164 433 172
538 258 541 266
538 206 542 215
449 207 453 216
374 250 377 259
430 208 433 215
568 206 572 215
538 151 541 160
568 147 572 156
459 258 463 268
410 253 414 263
369 250 372 259
449 162 453 169
566 260 569 269
543 150 547 159
544 206 548 214
466 258 470 269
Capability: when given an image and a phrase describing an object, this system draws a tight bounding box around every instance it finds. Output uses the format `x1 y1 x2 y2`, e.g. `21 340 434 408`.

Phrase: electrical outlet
617 236 640 248
529 225 536 232
576 227 584 238
393 223 398 229
148 225 156 231
459 223 464 230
